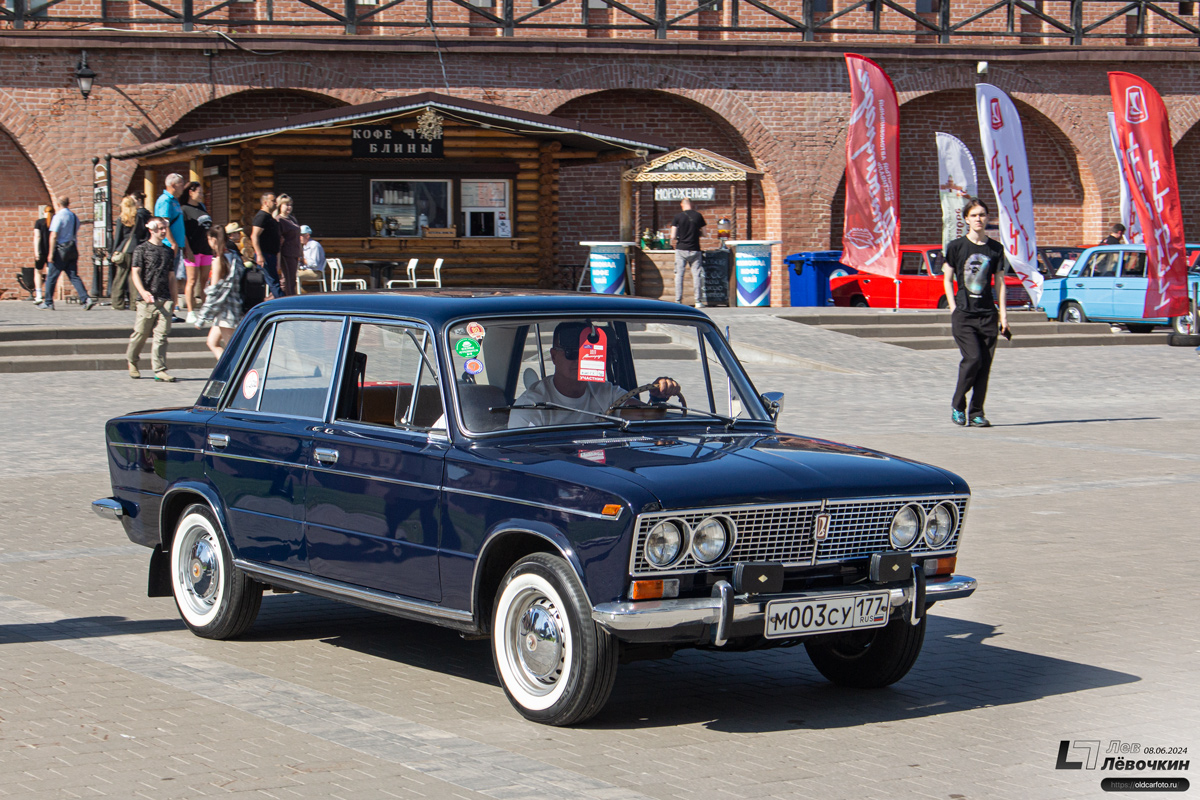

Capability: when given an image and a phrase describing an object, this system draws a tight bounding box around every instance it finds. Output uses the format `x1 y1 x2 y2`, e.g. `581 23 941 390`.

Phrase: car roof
244 289 712 330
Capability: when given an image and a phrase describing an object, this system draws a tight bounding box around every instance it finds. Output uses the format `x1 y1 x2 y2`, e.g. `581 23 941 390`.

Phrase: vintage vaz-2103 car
95 291 976 725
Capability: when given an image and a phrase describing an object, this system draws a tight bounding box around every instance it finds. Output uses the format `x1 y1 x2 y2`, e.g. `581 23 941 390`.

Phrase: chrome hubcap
181 530 219 610
509 594 565 692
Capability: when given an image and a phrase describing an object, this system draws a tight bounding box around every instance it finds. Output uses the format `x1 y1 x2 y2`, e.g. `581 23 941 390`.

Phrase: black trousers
951 310 998 416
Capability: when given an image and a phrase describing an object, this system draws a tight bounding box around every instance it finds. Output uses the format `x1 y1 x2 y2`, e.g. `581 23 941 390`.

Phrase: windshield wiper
492 402 630 430
645 402 739 430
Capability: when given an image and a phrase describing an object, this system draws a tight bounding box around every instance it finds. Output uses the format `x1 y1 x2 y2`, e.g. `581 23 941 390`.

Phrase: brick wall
0 128 51 300
554 89 764 274
1176 123 1200 243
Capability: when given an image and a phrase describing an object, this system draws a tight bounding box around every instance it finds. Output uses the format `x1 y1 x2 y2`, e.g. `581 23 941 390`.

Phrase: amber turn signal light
629 578 680 600
923 556 957 576
601 504 622 517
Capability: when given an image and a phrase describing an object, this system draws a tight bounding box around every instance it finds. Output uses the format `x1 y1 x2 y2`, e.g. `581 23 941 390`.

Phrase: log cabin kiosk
112 93 670 289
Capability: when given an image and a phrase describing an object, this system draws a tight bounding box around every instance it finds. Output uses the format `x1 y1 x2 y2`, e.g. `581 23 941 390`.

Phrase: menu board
462 181 507 208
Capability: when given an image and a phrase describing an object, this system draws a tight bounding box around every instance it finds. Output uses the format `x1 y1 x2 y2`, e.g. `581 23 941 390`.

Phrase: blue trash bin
785 251 856 307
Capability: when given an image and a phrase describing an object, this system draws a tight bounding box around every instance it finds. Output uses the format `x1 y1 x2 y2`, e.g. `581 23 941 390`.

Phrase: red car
830 244 1031 309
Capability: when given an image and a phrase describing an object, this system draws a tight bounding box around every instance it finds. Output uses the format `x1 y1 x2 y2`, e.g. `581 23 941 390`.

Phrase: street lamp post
75 52 96 100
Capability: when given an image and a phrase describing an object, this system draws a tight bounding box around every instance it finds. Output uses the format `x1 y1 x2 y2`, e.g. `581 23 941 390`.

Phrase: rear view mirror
761 391 784 423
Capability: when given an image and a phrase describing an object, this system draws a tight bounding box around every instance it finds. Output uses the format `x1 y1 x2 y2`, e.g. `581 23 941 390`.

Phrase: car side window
900 253 924 276
1089 252 1119 278
335 323 444 430
926 250 943 274
1121 252 1146 278
228 318 342 418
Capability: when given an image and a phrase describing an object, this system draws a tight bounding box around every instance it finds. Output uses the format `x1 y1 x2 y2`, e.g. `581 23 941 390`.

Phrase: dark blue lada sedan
94 290 976 725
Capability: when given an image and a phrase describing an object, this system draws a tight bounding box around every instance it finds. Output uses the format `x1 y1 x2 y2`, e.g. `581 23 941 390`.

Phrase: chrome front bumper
592 574 976 644
92 497 125 520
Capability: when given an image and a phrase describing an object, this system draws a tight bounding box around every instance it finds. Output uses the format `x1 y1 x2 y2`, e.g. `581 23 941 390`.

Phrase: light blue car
1040 244 1200 334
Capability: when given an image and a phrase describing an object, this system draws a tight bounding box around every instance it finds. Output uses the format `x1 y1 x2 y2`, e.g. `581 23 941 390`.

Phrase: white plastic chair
413 258 444 288
328 258 367 291
298 265 328 293
386 258 419 289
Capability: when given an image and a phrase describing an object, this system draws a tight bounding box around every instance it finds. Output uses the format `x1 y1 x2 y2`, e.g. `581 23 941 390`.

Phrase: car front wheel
804 613 926 688
170 504 262 639
851 296 869 308
1060 301 1086 323
492 553 618 726
1172 313 1195 335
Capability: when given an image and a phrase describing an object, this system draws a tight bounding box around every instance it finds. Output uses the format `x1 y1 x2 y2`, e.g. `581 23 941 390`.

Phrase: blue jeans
44 243 89 306
261 253 284 299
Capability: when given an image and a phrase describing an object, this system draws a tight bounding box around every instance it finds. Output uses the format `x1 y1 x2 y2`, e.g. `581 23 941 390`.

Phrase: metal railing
3 0 1199 43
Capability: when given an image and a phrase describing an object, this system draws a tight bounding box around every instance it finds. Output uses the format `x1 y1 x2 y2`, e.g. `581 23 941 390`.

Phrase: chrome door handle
207 433 229 450
314 447 339 465
1116 283 1124 287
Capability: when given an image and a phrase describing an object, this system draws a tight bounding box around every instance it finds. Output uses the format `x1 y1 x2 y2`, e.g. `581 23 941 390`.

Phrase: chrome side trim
91 498 125 520
206 451 300 467
592 574 977 634
110 443 204 454
443 486 617 520
307 464 440 492
234 559 476 631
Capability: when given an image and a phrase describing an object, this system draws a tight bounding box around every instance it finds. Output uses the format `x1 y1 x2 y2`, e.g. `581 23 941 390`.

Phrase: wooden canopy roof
112 92 673 162
622 148 763 183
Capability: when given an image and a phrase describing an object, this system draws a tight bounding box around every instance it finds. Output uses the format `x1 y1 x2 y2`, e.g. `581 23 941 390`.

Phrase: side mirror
761 391 784 423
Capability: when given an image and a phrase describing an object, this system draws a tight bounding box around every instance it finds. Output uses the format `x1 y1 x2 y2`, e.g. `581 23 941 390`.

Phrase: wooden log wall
210 121 564 289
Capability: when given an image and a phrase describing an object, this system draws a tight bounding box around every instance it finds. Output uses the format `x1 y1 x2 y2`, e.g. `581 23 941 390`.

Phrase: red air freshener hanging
577 326 607 383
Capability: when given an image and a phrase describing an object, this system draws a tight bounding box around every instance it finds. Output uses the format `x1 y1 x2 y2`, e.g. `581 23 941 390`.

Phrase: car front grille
629 495 968 576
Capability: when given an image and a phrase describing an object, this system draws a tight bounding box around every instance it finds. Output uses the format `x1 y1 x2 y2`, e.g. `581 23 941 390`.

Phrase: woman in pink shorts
182 181 213 324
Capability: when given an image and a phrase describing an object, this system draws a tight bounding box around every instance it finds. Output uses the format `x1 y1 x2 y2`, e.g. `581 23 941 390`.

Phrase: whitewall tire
170 504 262 639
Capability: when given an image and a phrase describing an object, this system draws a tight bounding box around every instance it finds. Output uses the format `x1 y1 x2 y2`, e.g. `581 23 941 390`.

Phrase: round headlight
889 504 924 549
924 502 957 548
691 516 733 564
644 520 686 568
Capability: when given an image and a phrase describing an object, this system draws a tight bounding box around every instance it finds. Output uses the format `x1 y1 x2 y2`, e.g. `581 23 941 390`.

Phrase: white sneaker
185 311 197 324
34 295 43 304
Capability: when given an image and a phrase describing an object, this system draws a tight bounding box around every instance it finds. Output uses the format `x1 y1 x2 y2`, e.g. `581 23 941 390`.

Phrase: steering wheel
605 382 687 416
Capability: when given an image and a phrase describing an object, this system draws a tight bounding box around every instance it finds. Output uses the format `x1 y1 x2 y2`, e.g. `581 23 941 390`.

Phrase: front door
303 320 447 601
207 316 345 569
1073 251 1119 318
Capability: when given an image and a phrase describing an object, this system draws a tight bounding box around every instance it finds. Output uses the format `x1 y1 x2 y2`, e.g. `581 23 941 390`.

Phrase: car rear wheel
937 297 949 310
1125 323 1154 333
804 613 925 688
170 504 262 639
1060 302 1086 324
851 296 869 308
1172 313 1195 335
492 553 618 726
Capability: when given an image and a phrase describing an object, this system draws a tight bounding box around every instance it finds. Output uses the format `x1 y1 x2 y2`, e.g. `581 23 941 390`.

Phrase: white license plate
764 591 891 639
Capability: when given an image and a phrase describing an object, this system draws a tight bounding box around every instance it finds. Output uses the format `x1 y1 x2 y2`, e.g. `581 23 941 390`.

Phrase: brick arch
0 118 53 298
143 61 379 141
0 88 70 199
1173 119 1200 241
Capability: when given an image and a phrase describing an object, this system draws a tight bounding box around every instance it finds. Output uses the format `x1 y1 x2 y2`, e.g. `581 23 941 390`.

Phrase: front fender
471 519 590 617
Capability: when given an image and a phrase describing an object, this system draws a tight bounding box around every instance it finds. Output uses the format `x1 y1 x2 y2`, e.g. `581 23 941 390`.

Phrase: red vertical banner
1108 72 1189 319
842 54 900 279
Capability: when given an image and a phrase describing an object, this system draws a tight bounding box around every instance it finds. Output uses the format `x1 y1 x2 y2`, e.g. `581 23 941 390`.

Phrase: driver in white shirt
509 321 682 428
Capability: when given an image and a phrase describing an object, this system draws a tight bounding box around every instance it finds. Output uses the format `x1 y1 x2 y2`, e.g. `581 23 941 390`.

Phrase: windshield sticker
454 338 481 359
241 369 260 400
578 449 606 464
464 358 484 375
577 326 607 383
465 321 486 340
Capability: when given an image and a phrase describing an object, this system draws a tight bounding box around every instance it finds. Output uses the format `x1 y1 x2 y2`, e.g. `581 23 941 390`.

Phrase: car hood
488 431 966 509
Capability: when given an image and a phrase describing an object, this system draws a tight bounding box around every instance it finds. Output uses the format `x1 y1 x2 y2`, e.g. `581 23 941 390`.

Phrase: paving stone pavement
1 302 1197 799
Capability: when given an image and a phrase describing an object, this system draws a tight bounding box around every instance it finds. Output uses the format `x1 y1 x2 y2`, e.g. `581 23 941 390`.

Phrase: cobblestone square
1 305 1196 799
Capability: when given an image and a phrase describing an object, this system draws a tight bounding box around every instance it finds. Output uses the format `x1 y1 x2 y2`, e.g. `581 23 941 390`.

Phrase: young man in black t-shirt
942 198 1009 427
127 217 178 381
250 192 284 298
669 199 707 306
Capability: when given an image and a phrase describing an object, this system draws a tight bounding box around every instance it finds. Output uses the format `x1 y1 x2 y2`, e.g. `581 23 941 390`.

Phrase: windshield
445 316 772 434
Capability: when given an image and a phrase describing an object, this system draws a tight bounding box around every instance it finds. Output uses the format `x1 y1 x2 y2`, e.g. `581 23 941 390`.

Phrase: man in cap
508 321 682 428
297 224 326 293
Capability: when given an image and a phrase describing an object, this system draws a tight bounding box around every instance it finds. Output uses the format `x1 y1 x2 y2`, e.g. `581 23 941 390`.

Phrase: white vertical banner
1107 111 1144 244
936 132 978 249
976 84 1043 307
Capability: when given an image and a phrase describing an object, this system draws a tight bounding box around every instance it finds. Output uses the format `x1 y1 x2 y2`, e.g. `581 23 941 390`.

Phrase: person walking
669 198 707 307
275 193 301 296
28 204 52 303
181 181 214 323
38 196 96 311
194 224 244 359
126 217 178 382
110 194 150 311
942 197 1009 428
250 192 284 298
297 224 326 293
154 173 189 316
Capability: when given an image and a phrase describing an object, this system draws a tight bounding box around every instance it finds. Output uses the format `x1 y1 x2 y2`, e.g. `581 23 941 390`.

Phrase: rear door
206 315 345 569
1113 251 1151 320
303 319 447 601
